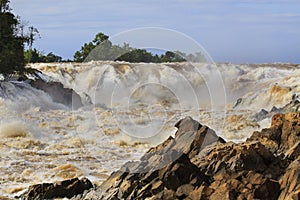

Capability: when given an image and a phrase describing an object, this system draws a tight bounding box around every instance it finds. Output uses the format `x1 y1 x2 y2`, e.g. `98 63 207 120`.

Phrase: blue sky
10 0 300 63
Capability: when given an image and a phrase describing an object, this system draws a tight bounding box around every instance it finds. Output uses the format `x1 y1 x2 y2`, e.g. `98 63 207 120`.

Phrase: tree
93 32 109 46
44 52 62 62
27 26 40 49
73 32 110 62
0 0 26 76
24 48 42 63
24 48 62 63
116 49 154 63
159 51 186 62
0 0 9 12
74 42 95 62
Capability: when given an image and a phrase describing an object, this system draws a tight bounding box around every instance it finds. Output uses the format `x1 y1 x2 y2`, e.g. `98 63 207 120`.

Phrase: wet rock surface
30 79 83 109
19 177 93 200
252 98 300 122
19 113 300 199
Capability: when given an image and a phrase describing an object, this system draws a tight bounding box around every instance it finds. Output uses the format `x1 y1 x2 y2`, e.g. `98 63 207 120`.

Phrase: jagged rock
137 117 224 172
192 141 284 179
30 79 83 109
93 153 209 200
252 98 300 121
74 114 300 199
83 117 222 199
191 170 280 200
19 177 93 200
271 106 280 113
174 116 201 138
253 109 269 121
248 112 300 154
278 159 300 200
158 153 209 189
285 141 300 160
155 117 224 157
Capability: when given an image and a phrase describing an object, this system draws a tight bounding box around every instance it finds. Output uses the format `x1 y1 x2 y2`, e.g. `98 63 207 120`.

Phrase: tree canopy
0 0 26 76
74 32 191 63
24 48 62 63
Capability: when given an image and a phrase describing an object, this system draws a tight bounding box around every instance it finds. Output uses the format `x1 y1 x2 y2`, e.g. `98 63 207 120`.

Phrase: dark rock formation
78 113 300 200
30 79 83 109
19 177 93 200
20 113 300 200
93 153 210 200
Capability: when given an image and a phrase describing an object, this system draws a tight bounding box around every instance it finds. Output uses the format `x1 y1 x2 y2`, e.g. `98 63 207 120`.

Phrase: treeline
73 32 186 63
0 0 54 76
24 32 206 64
0 0 206 76
73 32 206 63
0 0 26 75
24 49 62 63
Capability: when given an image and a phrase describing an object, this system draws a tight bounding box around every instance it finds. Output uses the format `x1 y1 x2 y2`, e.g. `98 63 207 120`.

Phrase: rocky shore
16 111 300 200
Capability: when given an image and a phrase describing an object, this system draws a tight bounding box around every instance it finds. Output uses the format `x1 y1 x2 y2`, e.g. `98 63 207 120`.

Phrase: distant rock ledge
18 112 300 200
30 79 84 109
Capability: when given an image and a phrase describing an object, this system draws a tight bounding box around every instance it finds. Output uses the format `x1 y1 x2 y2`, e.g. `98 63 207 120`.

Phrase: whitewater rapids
0 61 299 197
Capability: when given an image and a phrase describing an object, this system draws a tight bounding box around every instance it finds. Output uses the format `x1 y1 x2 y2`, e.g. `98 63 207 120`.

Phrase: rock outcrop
78 113 299 200
278 159 300 200
252 97 300 121
19 177 93 200
30 79 83 109
248 112 300 154
19 113 300 199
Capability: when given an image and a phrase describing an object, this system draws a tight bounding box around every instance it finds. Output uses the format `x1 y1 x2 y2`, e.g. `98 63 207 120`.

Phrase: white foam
1 62 299 198
0 121 29 138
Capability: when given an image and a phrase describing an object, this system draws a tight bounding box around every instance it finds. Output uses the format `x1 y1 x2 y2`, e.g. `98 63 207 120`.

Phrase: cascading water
0 61 299 197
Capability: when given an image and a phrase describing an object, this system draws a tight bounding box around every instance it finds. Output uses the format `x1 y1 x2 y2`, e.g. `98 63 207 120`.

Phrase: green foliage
24 48 62 63
44 52 62 62
74 32 209 63
116 49 155 63
73 32 111 62
74 42 97 62
0 0 26 76
159 51 186 62
93 32 109 46
0 0 10 12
